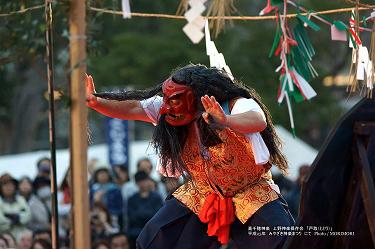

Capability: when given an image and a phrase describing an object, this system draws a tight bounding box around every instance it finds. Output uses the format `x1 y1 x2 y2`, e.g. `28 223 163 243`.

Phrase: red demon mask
159 79 197 126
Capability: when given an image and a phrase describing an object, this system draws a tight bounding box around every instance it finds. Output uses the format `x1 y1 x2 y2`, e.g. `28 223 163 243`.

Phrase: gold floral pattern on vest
172 127 279 224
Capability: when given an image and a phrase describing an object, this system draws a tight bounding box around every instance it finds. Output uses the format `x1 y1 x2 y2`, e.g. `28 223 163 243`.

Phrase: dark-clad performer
86 64 294 249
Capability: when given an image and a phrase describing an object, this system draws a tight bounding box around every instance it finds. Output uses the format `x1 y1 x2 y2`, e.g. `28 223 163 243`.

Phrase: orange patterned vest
172 126 279 226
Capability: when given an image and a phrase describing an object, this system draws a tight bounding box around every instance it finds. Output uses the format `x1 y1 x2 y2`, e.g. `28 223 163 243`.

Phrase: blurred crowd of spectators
0 157 181 249
0 156 309 249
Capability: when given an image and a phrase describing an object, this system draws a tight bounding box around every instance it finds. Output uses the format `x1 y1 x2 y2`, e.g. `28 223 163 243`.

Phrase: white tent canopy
273 125 318 179
0 125 317 183
0 141 159 185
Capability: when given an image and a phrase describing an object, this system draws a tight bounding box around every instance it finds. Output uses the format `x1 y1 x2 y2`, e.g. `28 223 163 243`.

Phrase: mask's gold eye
170 99 180 105
169 94 182 106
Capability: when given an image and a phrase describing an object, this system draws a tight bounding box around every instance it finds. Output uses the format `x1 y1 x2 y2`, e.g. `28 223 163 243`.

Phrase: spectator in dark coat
127 171 163 249
90 168 123 228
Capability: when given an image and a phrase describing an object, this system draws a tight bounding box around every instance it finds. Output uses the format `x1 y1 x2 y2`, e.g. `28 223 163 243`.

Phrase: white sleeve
140 96 163 126
230 98 266 122
229 98 270 165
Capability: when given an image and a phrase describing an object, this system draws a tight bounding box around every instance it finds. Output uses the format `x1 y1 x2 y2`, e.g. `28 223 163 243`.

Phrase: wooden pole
69 0 90 248
44 1 59 248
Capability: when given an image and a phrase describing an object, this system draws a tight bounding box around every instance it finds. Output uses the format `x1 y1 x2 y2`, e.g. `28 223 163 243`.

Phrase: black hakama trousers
136 193 295 249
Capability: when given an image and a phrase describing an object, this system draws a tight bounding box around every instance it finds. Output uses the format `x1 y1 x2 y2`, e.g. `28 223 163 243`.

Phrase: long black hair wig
95 64 288 180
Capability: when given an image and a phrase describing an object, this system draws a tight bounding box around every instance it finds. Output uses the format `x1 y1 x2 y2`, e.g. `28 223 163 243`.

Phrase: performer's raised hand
201 95 227 126
86 74 98 108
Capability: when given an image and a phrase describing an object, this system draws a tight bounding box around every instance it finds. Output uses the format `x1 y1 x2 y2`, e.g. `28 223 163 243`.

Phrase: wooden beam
356 136 375 246
69 0 90 248
333 122 375 249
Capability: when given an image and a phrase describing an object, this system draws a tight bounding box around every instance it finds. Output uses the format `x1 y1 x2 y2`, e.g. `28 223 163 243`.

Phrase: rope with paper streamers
3 1 375 132
181 0 207 44
88 6 375 20
346 0 375 99
177 0 236 41
2 3 375 20
261 0 320 136
258 0 375 135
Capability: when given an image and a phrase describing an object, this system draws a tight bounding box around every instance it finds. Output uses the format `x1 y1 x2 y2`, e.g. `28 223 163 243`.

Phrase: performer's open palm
86 74 98 108
201 95 227 125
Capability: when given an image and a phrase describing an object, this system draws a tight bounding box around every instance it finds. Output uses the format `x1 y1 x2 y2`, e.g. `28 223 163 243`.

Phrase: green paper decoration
297 13 321 32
